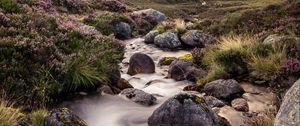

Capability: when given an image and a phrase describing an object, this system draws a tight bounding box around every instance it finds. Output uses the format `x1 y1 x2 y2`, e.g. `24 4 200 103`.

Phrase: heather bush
282 58 300 76
52 0 90 13
0 0 21 13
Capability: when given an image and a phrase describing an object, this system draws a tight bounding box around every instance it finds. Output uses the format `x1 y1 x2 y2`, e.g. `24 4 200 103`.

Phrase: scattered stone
202 79 245 101
275 79 300 126
148 93 229 126
116 78 133 90
168 60 207 82
115 22 132 39
181 30 216 48
204 96 226 108
120 88 157 106
231 98 249 112
131 9 166 24
127 53 155 75
183 85 202 92
100 85 114 95
145 30 159 44
44 108 88 126
154 32 182 49
158 57 177 66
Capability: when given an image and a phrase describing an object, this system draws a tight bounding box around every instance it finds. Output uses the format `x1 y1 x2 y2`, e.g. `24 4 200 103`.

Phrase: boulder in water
181 30 216 48
127 53 155 75
148 93 229 126
145 30 159 44
120 88 157 106
154 32 182 49
202 79 245 102
275 79 300 126
44 108 88 126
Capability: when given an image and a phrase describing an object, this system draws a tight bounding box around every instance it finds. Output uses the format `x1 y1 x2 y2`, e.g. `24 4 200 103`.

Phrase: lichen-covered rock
178 53 193 60
154 32 182 49
148 93 228 126
275 79 300 126
127 53 155 75
44 108 88 126
181 30 216 48
158 57 177 66
231 98 249 112
168 60 207 82
115 22 132 39
202 79 245 101
131 9 166 24
145 30 159 44
120 88 157 106
204 96 225 108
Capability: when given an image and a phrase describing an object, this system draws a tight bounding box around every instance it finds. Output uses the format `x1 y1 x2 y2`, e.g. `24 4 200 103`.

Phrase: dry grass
30 109 49 126
0 100 23 126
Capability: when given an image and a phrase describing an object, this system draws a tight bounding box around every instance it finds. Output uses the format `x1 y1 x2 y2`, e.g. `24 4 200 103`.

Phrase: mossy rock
178 54 193 60
158 57 177 66
44 108 88 126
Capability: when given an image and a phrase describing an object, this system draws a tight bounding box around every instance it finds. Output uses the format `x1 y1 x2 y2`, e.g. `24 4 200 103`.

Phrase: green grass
0 101 23 126
30 109 48 126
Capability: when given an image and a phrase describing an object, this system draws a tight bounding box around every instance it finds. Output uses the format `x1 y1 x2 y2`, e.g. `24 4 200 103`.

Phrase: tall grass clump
30 109 48 126
0 100 23 126
174 19 187 35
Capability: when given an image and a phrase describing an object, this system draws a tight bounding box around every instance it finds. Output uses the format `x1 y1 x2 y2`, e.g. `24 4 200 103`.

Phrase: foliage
0 0 20 13
281 58 300 76
174 18 187 35
30 109 48 126
51 0 90 14
154 21 174 34
242 111 276 126
0 100 24 126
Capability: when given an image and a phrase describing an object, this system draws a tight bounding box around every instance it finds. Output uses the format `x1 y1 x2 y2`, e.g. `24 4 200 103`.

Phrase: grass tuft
0 100 23 126
30 109 48 126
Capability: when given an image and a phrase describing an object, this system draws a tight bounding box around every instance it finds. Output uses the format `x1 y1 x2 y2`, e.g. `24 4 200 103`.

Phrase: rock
168 60 207 82
101 0 127 12
204 96 225 108
116 78 133 90
115 22 132 39
148 93 227 126
183 85 202 92
109 69 121 86
127 53 155 75
145 30 159 44
158 57 177 66
131 9 166 24
100 85 114 95
154 32 182 49
231 98 249 112
120 88 156 106
181 30 216 48
275 79 300 126
44 108 88 126
202 79 245 101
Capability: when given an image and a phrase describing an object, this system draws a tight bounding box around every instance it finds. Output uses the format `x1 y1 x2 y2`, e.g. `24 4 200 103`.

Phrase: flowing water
64 38 277 126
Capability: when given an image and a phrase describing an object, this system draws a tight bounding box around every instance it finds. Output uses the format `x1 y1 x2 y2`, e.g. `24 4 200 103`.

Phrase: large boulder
181 30 216 48
115 22 132 39
127 53 155 75
168 60 207 82
144 30 159 44
154 32 182 49
204 96 225 108
202 79 245 101
131 9 166 24
148 93 229 126
44 108 88 126
275 79 300 126
120 88 157 106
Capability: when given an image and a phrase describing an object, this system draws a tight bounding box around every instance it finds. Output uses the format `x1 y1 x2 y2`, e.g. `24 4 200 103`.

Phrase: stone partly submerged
275 79 300 126
127 53 155 75
120 88 157 106
148 93 230 126
44 108 88 126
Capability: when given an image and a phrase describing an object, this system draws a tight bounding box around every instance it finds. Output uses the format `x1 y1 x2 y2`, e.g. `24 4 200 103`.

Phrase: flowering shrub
100 0 127 12
282 58 300 75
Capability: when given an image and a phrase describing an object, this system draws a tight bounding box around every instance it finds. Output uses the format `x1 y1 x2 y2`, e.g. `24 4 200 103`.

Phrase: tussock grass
0 100 23 126
30 109 49 126
174 19 187 34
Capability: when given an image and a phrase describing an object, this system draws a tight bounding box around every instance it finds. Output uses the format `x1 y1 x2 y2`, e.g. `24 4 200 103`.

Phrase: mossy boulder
158 57 177 66
179 54 193 60
181 30 216 48
44 108 88 126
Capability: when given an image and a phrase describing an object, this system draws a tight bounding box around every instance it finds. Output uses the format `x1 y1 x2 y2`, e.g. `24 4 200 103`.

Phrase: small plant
30 109 48 126
175 19 187 34
281 58 300 75
155 21 174 34
0 0 20 13
0 100 24 126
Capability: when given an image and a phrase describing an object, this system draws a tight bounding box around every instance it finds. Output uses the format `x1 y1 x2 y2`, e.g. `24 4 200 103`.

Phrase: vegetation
30 109 48 126
0 100 24 126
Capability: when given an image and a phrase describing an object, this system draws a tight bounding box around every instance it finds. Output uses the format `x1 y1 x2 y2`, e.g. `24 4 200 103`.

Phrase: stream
64 38 277 126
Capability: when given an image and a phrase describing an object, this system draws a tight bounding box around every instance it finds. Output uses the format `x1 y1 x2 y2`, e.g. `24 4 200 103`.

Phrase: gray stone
145 30 159 44
44 108 88 126
115 22 132 39
127 53 155 75
203 79 245 101
154 32 182 49
231 98 249 112
275 79 300 126
148 93 228 126
181 30 216 48
204 96 225 108
120 88 157 106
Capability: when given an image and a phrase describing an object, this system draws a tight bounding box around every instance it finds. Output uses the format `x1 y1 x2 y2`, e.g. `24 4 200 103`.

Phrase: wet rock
116 78 133 90
231 98 249 112
145 30 159 44
44 108 88 126
120 88 156 106
168 60 207 82
100 85 114 95
154 32 182 49
202 79 245 101
181 30 216 48
115 22 132 39
204 96 225 108
131 9 166 24
127 53 155 75
158 57 177 66
183 85 202 92
148 93 228 126
275 79 300 126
